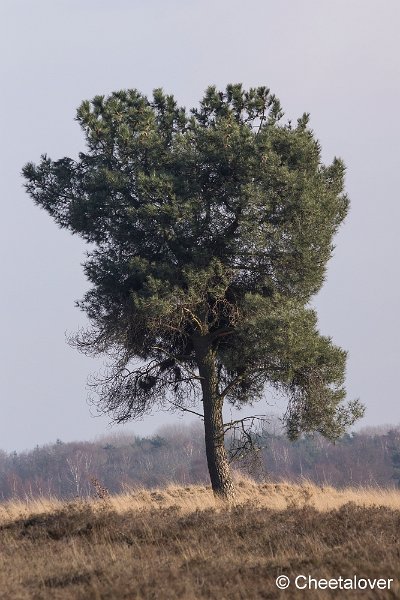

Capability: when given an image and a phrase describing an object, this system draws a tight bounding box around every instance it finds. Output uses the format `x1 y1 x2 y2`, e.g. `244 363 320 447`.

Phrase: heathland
1 478 400 599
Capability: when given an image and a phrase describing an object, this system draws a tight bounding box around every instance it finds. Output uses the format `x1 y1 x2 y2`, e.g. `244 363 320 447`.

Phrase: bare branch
223 414 267 432
168 400 204 419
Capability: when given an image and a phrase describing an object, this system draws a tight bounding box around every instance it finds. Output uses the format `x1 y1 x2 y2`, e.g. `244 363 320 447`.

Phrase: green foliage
23 84 364 440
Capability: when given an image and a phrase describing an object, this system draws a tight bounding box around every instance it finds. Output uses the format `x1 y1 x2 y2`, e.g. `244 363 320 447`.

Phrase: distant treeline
1 423 400 500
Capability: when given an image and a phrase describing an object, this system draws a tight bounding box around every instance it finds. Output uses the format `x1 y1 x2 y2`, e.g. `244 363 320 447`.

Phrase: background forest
2 423 400 500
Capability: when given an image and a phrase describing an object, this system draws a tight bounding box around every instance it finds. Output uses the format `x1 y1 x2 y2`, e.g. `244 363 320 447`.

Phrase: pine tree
23 84 364 500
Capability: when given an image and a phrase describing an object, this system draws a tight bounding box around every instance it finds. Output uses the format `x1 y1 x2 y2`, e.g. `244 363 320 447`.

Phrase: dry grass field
1 477 400 599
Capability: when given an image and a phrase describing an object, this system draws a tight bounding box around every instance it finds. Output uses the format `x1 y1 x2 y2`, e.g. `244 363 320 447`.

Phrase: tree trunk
193 336 235 502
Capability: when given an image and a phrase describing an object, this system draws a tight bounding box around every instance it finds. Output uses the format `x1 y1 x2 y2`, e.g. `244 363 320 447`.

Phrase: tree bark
193 336 235 502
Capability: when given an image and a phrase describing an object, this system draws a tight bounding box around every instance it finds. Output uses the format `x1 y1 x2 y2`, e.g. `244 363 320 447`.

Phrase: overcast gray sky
1 0 399 452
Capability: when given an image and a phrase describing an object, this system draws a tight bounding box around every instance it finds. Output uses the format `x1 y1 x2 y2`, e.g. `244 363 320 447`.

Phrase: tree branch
219 371 246 399
150 346 202 380
182 307 204 332
209 326 235 341
223 414 267 432
168 400 204 419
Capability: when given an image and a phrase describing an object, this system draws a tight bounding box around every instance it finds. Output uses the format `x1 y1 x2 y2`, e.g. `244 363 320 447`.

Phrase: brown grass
1 478 399 599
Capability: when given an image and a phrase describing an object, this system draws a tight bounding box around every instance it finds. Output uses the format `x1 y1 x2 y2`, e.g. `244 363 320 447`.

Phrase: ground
0 479 399 599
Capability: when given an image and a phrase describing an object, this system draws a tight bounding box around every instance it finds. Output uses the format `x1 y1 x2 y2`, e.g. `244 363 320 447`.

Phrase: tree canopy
23 84 364 499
